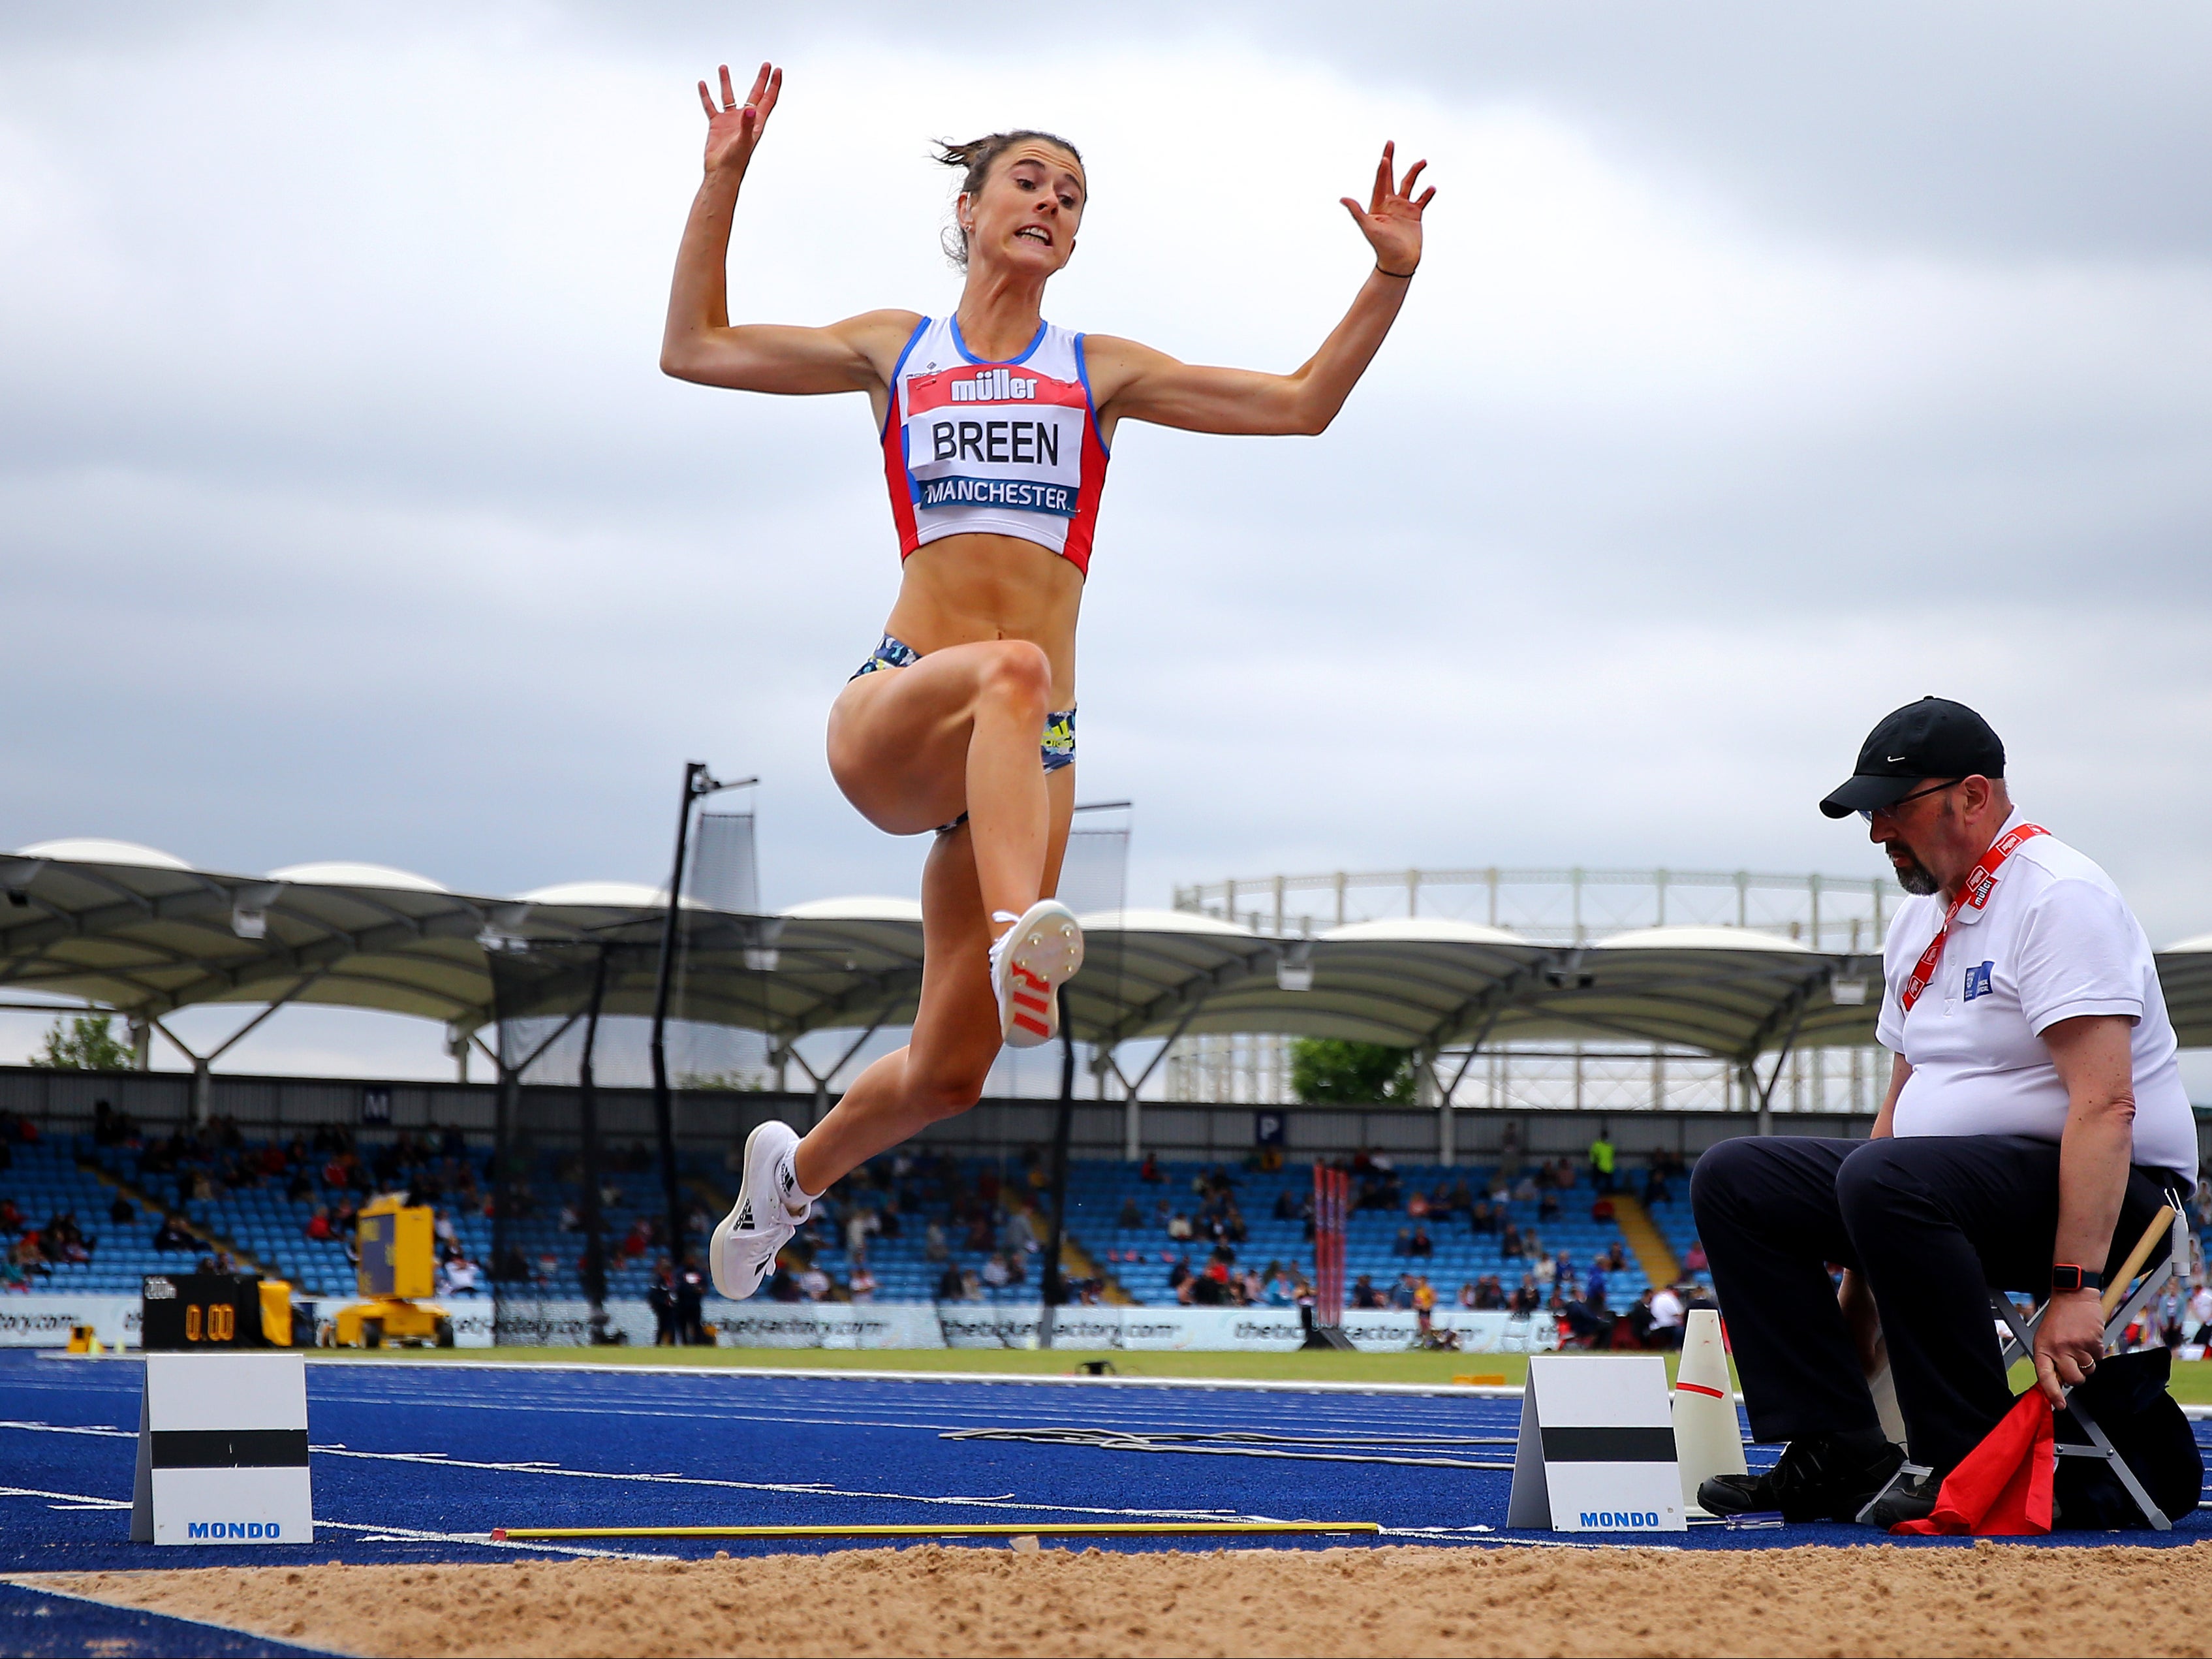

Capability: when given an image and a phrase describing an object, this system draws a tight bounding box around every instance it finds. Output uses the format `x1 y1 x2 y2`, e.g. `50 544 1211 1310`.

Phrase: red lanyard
1899 823 2048 1012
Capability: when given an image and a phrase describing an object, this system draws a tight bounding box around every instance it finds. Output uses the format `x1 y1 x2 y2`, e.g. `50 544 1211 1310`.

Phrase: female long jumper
662 63 1433 1298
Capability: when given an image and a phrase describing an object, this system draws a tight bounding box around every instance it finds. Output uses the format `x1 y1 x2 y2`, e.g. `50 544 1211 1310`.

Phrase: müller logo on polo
187 1521 284 1539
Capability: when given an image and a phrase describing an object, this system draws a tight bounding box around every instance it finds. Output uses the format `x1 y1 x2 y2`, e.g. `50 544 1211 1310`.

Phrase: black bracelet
1376 264 1418 279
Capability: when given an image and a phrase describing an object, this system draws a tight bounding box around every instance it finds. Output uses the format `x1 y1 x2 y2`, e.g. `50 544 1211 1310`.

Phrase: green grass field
309 1343 2212 1404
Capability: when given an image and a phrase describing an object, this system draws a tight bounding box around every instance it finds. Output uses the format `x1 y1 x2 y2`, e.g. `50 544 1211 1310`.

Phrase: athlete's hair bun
932 131 1085 269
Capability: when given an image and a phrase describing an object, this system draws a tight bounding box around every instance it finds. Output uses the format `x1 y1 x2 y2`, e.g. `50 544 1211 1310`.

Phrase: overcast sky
5 3 2209 1077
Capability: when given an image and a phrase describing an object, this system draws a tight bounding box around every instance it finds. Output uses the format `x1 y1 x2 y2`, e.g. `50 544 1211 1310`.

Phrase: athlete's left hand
1341 142 1433 274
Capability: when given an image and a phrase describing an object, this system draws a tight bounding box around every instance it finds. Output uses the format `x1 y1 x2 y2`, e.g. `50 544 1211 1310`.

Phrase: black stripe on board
149 1429 311 1469
1538 1426 1677 1463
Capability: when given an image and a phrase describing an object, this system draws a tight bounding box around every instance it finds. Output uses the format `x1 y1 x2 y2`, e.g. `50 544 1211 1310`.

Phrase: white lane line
0 1421 1290 1527
0 1483 649 1561
279 1396 1518 1442
298 1355 1530 1398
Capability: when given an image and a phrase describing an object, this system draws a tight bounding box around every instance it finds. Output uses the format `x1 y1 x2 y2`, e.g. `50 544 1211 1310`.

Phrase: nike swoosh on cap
1886 755 1907 763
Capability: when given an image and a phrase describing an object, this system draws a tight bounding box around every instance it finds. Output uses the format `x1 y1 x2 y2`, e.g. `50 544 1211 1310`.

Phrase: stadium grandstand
4 834 2211 1347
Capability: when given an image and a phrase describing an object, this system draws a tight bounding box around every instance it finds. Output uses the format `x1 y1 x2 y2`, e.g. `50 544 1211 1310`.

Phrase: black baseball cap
1818 697 2005 819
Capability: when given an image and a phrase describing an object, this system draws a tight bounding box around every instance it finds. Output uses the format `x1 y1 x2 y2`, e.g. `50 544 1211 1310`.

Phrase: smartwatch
2051 1263 2106 1294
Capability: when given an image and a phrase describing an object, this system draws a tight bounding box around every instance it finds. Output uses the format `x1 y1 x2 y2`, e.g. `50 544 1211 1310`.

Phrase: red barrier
1312 1164 1348 1329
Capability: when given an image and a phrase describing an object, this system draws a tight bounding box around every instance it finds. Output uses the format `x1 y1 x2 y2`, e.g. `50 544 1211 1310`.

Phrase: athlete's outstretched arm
660 62 915 395
1087 142 1434 437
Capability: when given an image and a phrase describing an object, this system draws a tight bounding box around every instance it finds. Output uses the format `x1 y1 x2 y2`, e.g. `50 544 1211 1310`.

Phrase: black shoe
1698 1432 1906 1524
1858 1466 1940 1528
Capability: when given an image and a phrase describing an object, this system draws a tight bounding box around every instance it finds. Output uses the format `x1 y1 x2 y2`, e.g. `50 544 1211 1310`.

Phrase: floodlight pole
649 762 757 1282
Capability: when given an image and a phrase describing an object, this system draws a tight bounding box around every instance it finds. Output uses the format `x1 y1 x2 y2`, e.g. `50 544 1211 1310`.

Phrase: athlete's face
961 144 1083 277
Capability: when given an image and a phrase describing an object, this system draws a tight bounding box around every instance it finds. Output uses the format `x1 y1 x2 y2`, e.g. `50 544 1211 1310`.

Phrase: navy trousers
1689 1133 2183 1474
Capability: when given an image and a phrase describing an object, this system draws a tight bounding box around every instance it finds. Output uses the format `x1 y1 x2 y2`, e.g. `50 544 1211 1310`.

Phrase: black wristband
1375 264 1417 279
2051 1263 2106 1293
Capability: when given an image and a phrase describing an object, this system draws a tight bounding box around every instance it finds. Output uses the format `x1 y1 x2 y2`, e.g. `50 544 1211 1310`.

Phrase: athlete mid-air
661 61 1433 1299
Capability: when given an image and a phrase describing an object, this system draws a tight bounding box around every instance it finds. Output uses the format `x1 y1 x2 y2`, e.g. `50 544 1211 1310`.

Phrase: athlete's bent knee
909 1067 989 1122
976 640 1051 714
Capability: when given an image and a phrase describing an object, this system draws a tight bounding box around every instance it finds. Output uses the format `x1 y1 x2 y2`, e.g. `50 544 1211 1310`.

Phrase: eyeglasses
1858 778 1963 823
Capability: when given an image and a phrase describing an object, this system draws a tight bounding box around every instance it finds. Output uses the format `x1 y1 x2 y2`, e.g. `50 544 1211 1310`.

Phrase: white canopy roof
7 844 2211 1066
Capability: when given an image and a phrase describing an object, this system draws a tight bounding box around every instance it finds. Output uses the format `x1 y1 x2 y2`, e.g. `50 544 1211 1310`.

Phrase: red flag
1892 1393 2054 1536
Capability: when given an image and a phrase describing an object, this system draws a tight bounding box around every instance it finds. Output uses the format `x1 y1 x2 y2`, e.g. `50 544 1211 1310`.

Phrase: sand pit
24 1539 2212 1658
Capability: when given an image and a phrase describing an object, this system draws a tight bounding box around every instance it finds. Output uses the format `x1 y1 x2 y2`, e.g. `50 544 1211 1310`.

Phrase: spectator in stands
1392 1225 1412 1256
1558 1287 1608 1348
1593 1132 1628 1194
1683 1239 1709 1275
1406 1188 1430 1220
1531 1252 1555 1293
1351 1273 1381 1310
676 1259 708 1340
1166 1254 1191 1295
1448 1179 1472 1218
1166 1212 1194 1242
1646 1282 1685 1348
107 1192 134 1227
1606 1242 1627 1272
958 1267 983 1301
0 1255 27 1292
982 1252 1011 1290
1499 1221 1524 1259
646 1274 672 1353
1408 1224 1433 1259
1538 1186 1561 1222
924 1220 948 1263
846 1207 876 1262
935 1261 964 1300
1511 1274 1541 1316
1585 1259 1610 1312
0 1197 19 1234
1514 1172 1539 1205
1120 1195 1144 1229
438 1254 481 1297
1591 1194 1616 1223
1457 1280 1478 1309
1390 1273 1416 1310
848 1262 877 1303
1139 1153 1162 1183
1469 1199 1497 1236
152 1212 191 1252
768 1259 802 1303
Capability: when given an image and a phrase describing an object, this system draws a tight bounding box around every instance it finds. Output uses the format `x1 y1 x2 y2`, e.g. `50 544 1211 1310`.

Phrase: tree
31 1015 134 1072
1290 1038 1417 1105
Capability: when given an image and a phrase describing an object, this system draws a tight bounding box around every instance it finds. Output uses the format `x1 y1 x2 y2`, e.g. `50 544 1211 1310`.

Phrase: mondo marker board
1506 1353 1686 1534
131 1351 313 1545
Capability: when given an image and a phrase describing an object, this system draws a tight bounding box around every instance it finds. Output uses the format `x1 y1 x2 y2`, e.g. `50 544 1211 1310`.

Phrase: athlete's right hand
696 61 781 178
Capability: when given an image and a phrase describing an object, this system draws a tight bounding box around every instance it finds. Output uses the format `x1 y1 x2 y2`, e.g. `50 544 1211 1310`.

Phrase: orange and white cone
1673 1308 1745 1513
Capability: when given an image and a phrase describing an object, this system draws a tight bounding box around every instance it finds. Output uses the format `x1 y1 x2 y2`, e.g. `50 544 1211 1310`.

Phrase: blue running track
4 1348 2209 1593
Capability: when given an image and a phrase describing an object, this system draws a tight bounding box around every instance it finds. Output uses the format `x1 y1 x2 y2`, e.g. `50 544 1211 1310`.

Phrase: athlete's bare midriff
881 533 1083 705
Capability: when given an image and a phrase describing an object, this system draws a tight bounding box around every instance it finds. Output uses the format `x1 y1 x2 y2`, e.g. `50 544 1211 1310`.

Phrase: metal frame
1856 1204 2188 1531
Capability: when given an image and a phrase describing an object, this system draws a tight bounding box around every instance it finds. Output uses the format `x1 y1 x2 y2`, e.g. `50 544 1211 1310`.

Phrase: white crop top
879 315 1110 575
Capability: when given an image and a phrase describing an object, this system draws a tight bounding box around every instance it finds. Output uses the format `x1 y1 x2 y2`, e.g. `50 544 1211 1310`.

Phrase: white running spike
988 900 1084 1049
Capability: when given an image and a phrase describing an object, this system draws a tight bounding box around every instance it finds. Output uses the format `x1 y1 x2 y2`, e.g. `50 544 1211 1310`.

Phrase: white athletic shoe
709 1120 813 1300
989 900 1084 1050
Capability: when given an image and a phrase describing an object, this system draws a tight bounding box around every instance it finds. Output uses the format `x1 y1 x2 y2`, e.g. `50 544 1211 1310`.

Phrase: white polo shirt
1877 813 2196 1180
